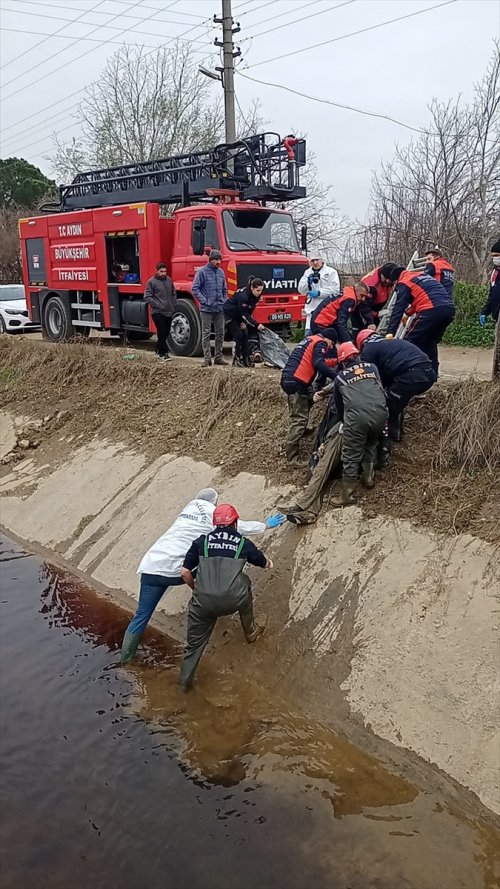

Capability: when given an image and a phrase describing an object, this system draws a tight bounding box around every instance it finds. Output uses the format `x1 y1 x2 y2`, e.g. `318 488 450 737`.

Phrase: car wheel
43 295 74 342
0 315 6 334
168 298 202 357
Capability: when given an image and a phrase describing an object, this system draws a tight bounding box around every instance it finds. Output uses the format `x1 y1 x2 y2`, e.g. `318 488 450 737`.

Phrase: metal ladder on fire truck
44 133 307 213
40 133 307 335
377 250 427 337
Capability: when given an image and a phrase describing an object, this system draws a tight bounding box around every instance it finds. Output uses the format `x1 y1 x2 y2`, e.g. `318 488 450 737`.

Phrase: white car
0 285 39 334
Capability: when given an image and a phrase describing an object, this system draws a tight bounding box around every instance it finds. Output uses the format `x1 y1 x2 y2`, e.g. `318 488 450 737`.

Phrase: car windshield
0 286 25 302
223 209 299 253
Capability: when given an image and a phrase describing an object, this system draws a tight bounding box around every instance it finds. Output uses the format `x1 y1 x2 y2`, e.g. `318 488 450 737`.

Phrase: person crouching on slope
330 342 388 507
179 503 272 689
280 329 338 466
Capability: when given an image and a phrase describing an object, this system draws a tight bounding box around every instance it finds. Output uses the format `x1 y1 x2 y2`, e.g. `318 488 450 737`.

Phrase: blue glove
309 289 320 298
266 513 286 529
479 314 487 327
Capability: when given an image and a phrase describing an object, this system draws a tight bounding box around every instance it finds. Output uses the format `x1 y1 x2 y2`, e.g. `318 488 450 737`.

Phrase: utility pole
214 0 240 144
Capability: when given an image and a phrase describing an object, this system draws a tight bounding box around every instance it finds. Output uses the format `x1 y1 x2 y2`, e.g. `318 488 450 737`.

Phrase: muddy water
0 536 498 889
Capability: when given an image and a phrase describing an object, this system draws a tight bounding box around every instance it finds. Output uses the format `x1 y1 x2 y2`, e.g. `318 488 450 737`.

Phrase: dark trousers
230 319 249 362
342 408 388 480
152 313 172 356
179 588 254 687
386 364 437 439
405 306 455 375
201 311 225 361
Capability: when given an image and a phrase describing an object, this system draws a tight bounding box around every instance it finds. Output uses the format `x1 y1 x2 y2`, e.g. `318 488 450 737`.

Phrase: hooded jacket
138 490 265 578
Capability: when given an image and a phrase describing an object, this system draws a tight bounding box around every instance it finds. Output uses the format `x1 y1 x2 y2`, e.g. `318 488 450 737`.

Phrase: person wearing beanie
386 264 455 376
480 238 500 378
192 249 228 366
424 246 455 298
329 341 388 507
361 262 399 323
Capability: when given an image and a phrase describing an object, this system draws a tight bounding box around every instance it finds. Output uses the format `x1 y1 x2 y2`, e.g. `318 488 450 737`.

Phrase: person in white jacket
120 488 284 662
298 253 341 334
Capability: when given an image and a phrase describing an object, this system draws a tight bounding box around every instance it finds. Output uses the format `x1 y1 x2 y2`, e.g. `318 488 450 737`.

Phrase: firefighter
480 238 500 379
280 329 338 466
310 282 373 342
298 252 341 335
424 246 455 298
223 276 265 367
361 262 399 324
120 488 283 664
356 330 437 441
179 503 272 689
330 342 388 507
386 266 455 375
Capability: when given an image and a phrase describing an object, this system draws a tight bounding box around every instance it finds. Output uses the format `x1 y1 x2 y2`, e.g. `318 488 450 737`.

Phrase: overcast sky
1 0 499 220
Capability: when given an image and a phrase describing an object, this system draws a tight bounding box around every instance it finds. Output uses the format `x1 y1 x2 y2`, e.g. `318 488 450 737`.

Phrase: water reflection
1 539 499 889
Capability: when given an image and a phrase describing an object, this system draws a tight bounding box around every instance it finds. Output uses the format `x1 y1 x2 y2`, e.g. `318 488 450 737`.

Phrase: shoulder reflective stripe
235 537 245 559
204 536 209 558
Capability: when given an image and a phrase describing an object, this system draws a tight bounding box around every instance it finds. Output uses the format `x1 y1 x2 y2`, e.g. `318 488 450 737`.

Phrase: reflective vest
361 268 392 309
397 270 453 313
311 286 356 329
291 335 327 385
426 258 455 297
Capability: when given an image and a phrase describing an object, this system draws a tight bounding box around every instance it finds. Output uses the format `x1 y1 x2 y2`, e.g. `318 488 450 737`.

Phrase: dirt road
22 330 493 380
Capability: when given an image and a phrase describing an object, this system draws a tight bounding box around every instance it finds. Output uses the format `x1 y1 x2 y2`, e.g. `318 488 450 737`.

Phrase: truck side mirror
192 219 206 255
301 224 307 253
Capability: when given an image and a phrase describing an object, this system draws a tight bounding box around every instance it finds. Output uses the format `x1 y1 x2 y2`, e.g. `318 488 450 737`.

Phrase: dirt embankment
1 336 499 543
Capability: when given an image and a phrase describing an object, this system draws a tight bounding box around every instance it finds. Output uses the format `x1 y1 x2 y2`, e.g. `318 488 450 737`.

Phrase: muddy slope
1 337 499 543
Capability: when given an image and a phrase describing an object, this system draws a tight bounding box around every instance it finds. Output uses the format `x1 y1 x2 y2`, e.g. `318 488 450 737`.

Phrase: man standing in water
120 489 284 663
179 503 272 688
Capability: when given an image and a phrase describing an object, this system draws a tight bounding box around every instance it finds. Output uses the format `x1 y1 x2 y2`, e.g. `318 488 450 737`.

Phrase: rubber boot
331 479 358 508
240 609 268 643
120 630 141 663
285 445 308 469
377 432 391 469
361 461 375 488
286 510 317 525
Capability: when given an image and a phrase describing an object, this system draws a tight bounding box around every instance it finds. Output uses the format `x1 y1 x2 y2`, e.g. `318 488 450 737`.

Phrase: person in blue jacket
192 250 228 367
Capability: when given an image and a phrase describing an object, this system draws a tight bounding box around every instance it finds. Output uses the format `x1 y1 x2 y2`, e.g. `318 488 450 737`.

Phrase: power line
1 12 215 150
0 11 212 50
0 25 190 53
1 0 184 93
236 69 428 133
242 0 323 34
0 0 107 72
1 2 210 31
243 0 458 68
241 0 356 42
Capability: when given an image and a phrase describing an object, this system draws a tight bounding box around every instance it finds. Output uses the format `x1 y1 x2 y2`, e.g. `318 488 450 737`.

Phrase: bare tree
51 43 226 179
353 41 500 282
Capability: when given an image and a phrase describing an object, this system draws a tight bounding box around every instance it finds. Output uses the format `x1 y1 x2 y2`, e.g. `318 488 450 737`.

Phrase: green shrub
443 282 495 347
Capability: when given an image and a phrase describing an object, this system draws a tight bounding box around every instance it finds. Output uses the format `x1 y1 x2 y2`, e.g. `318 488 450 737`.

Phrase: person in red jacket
387 267 455 375
424 246 455 298
280 329 338 465
310 282 372 342
361 262 398 323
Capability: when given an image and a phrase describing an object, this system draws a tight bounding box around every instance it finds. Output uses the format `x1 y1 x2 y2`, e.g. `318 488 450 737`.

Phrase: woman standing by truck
224 277 266 367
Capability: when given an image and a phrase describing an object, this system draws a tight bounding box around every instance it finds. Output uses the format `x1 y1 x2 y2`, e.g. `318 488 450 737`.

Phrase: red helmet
213 503 240 527
356 329 375 350
337 342 359 362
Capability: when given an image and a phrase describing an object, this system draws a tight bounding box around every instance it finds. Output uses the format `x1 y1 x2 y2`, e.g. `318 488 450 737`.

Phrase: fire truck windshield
223 209 299 253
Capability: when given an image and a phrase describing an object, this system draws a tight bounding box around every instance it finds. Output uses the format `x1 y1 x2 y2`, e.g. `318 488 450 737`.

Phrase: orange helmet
356 329 375 350
213 503 240 527
337 342 359 362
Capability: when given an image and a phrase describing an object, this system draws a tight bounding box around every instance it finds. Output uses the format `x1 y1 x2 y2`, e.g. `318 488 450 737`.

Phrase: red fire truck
19 133 310 356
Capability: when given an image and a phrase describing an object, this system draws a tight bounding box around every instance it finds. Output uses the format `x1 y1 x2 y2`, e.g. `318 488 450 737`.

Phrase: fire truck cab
19 134 311 356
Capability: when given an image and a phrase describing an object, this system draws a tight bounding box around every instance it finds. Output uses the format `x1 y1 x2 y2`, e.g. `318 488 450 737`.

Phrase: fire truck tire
168 298 202 357
43 295 74 342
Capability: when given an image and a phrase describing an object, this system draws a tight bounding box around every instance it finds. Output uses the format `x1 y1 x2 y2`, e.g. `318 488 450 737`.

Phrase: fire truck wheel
43 295 74 342
169 298 202 357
